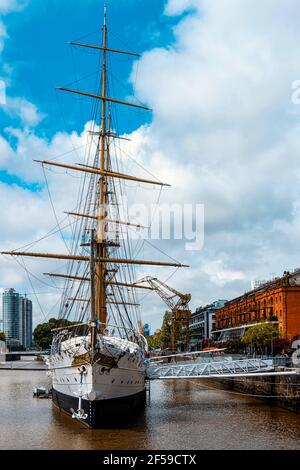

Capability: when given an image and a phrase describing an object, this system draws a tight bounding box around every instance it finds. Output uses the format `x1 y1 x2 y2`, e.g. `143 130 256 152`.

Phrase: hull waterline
52 388 147 428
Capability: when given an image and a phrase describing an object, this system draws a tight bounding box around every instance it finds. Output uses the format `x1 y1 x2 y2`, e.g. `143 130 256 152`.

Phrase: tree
147 334 161 350
146 310 182 351
242 323 279 353
0 332 5 342
33 318 77 350
159 311 173 349
146 311 173 350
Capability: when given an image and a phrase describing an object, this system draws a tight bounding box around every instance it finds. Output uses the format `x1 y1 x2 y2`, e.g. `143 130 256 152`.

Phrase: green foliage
147 334 161 350
33 318 77 350
0 331 5 342
242 323 279 350
146 311 174 350
159 311 173 349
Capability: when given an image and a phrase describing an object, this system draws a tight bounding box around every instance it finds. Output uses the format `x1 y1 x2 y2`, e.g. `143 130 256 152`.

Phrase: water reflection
0 371 299 450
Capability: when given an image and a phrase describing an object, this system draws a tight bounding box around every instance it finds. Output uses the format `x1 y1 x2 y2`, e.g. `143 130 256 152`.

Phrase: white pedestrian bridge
146 356 300 380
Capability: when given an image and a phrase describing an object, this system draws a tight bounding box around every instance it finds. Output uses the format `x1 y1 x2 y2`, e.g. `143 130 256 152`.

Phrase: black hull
52 388 147 428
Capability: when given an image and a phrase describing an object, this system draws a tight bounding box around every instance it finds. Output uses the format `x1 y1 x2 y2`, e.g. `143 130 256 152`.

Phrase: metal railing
146 358 275 380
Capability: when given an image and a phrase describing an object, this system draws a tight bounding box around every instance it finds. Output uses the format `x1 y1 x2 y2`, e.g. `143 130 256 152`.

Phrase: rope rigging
1 15 189 347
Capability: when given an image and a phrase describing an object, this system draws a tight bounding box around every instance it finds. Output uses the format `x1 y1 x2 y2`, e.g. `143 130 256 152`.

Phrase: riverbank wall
208 369 300 414
0 360 47 370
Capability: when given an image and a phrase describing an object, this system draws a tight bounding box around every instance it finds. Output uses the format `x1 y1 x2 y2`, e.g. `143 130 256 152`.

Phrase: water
0 370 299 450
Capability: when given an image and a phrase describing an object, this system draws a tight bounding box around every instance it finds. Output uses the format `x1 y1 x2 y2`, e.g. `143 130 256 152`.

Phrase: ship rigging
1 1 189 427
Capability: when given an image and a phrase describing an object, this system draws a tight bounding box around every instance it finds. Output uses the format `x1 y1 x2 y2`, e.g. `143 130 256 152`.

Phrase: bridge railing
146 358 275 380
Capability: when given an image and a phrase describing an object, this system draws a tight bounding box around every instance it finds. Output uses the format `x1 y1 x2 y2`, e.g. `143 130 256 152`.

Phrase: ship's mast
96 1 108 333
1 0 191 339
90 231 97 349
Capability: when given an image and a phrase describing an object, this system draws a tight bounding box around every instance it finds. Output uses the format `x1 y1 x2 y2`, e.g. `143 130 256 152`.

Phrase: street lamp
271 333 274 357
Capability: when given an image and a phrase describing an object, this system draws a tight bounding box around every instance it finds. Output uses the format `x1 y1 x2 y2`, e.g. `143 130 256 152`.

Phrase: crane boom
136 277 191 352
137 277 191 310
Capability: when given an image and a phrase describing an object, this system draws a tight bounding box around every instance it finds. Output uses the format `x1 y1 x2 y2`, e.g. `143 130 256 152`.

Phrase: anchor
70 366 88 421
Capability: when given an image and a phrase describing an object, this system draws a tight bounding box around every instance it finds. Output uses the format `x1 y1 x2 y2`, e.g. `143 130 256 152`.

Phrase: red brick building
214 270 300 341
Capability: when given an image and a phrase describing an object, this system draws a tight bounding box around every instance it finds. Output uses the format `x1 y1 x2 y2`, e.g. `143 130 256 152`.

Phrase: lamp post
271 333 274 357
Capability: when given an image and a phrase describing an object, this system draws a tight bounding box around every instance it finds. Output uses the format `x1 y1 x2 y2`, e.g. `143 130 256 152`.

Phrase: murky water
0 370 299 450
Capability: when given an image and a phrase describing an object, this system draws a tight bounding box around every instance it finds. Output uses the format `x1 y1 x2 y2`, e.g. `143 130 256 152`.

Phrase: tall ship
1 1 188 428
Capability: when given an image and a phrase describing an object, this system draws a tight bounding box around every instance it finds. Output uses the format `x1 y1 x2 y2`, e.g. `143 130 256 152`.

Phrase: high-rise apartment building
20 296 33 348
2 289 33 348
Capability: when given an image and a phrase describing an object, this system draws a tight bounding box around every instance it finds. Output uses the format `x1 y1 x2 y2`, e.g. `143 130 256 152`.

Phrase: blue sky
0 0 179 141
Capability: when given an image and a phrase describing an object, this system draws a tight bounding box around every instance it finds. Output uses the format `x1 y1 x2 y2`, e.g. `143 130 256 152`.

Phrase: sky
1 0 300 332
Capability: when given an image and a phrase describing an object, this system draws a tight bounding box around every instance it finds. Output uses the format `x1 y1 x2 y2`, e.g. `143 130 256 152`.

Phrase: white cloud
1 124 91 183
0 0 27 53
0 132 14 167
165 0 198 16
202 259 245 286
0 0 27 14
131 0 300 230
122 0 300 325
0 122 96 325
0 0 42 128
5 97 45 127
3 0 300 330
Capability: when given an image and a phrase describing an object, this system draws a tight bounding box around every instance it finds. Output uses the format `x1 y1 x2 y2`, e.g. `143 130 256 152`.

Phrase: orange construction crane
136 277 191 352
